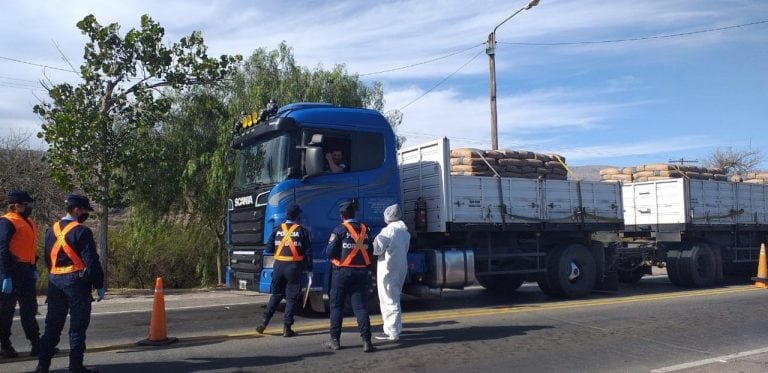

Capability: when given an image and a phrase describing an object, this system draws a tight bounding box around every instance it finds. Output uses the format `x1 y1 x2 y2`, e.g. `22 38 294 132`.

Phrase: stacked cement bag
599 167 635 183
744 172 768 184
632 164 727 182
449 148 568 180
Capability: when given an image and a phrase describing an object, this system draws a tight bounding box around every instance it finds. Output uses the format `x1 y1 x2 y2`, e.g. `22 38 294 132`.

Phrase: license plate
238 280 247 290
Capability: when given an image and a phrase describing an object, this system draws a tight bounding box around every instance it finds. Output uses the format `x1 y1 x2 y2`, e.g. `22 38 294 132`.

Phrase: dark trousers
329 267 371 341
38 272 92 369
0 264 39 346
262 261 302 326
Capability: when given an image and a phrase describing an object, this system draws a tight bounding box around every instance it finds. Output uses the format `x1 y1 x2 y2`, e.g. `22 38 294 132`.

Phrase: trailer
397 138 623 298
618 178 768 286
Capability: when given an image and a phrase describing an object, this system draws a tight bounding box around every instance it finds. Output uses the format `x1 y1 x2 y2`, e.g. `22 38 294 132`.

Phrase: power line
398 48 484 111
498 20 768 46
0 56 77 73
0 75 39 83
359 42 485 77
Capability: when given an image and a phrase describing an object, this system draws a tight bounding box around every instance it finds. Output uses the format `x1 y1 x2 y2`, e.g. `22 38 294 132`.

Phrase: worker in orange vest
0 190 40 358
325 201 375 352
256 203 312 337
36 194 104 373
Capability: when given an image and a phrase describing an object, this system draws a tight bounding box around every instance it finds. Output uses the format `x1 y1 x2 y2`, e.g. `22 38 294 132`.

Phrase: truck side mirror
305 146 325 177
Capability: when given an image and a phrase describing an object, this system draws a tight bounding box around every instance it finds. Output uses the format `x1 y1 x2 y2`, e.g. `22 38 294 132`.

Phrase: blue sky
1 0 766 169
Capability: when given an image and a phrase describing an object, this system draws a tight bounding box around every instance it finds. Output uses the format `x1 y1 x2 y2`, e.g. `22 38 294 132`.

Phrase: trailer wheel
665 250 688 287
679 243 719 288
543 244 597 298
477 274 526 292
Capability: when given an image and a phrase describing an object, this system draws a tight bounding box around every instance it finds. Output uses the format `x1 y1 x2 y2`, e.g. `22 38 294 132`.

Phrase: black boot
256 316 270 334
282 325 297 337
363 339 375 353
34 363 49 373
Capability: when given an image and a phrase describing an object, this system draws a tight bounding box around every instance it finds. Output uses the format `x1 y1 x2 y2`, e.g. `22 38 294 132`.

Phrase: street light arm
492 7 526 36
492 0 540 35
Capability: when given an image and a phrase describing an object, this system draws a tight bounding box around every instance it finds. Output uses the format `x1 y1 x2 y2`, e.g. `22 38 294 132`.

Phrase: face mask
20 208 32 219
77 213 90 223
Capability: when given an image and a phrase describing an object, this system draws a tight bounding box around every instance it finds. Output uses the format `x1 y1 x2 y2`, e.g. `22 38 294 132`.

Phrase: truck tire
477 274 526 292
542 244 597 298
665 250 688 286
679 243 719 288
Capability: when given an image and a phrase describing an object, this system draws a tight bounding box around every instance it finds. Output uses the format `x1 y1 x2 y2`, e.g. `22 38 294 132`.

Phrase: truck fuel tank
422 248 475 289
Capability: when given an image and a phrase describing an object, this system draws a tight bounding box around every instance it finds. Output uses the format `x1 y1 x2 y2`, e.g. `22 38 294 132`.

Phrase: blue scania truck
226 102 627 311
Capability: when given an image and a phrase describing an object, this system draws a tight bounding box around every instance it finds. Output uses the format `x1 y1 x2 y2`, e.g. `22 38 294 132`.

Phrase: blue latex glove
1 278 12 294
96 288 105 302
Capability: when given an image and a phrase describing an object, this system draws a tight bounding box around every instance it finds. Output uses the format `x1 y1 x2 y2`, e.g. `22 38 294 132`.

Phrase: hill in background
568 165 609 181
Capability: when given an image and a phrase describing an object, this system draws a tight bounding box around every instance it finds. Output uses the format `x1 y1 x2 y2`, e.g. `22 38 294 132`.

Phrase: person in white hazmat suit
373 204 410 341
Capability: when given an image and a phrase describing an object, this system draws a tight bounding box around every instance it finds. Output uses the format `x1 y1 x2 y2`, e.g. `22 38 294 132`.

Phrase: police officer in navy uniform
0 190 40 358
325 201 375 352
36 194 104 373
256 203 312 337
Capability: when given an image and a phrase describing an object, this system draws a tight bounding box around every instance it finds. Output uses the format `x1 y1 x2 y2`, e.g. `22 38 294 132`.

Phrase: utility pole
487 0 540 150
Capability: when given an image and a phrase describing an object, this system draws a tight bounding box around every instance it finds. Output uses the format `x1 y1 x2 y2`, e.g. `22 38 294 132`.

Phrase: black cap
286 203 302 219
65 194 94 212
5 190 34 204
339 201 356 217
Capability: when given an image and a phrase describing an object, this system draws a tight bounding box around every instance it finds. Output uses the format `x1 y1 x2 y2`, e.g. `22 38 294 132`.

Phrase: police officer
36 194 104 373
325 201 375 352
0 190 40 358
256 203 312 337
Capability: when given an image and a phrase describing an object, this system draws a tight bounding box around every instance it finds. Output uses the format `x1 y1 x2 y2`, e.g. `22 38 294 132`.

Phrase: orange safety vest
274 223 304 262
49 221 86 275
331 222 371 268
2 213 37 264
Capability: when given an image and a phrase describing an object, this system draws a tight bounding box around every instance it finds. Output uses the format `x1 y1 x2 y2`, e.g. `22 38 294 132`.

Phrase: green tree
131 88 233 285
230 42 390 115
34 14 241 282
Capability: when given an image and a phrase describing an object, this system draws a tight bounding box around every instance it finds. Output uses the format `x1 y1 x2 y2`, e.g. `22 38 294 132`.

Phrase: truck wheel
679 243 719 287
665 250 688 287
544 244 597 298
477 274 525 292
617 266 645 283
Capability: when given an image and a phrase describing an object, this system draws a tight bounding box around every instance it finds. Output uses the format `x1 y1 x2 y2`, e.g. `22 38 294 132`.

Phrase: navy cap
339 201 356 216
65 194 94 212
286 203 302 219
5 190 34 204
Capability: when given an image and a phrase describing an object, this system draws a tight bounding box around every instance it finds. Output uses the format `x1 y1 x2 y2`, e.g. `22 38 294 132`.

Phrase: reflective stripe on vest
331 222 371 268
2 213 37 264
274 223 304 262
50 221 86 275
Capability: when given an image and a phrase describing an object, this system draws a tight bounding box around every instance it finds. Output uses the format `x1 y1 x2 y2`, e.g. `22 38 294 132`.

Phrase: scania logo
234 195 254 207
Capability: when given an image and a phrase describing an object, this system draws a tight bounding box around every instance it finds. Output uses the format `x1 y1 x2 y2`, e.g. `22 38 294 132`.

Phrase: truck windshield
234 134 291 189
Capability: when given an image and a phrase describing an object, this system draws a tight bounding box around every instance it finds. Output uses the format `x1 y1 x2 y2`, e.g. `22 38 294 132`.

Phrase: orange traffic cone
137 276 179 346
752 243 768 289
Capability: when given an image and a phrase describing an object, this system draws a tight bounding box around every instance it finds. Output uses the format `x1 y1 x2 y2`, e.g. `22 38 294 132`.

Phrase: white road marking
651 347 768 372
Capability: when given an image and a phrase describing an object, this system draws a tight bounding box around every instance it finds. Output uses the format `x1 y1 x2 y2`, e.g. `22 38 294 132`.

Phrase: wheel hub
568 262 581 281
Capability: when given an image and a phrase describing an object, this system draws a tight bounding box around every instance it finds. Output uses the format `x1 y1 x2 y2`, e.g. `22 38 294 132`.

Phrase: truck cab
227 103 400 310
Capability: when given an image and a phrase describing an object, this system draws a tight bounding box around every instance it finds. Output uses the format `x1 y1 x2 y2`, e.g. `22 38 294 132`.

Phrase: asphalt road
2 275 768 372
